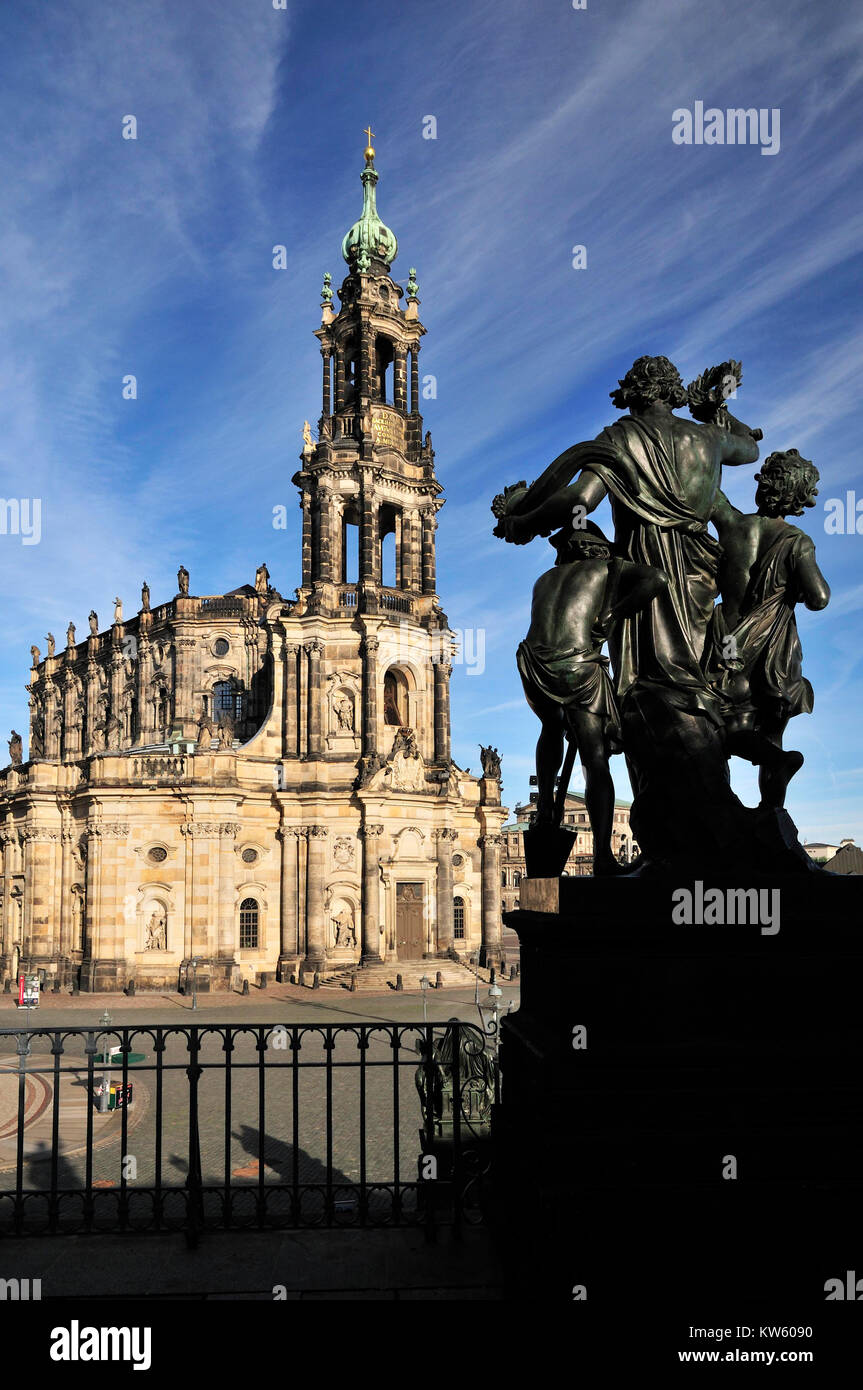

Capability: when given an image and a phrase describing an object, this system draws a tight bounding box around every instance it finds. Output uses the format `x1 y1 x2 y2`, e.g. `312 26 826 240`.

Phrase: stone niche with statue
325 671 360 753
325 883 360 964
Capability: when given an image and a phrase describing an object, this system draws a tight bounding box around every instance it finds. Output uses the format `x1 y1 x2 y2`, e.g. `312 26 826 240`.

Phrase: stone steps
315 959 484 992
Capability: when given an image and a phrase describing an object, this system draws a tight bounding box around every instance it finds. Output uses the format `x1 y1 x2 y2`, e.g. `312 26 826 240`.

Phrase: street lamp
419 974 430 1026
98 1009 113 1113
190 958 199 1011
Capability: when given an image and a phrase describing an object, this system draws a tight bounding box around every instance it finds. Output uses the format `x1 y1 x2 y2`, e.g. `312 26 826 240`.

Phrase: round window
213 638 230 657
241 848 258 865
453 854 464 867
149 846 167 864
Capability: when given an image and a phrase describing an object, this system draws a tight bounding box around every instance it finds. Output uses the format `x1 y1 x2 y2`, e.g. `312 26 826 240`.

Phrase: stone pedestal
492 873 863 1308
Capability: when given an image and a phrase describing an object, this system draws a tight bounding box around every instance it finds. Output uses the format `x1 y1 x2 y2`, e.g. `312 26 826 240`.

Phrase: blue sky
0 0 861 844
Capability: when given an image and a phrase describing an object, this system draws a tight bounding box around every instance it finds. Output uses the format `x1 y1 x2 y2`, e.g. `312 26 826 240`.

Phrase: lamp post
477 981 513 1101
419 974 430 1026
98 1008 112 1113
190 957 199 1011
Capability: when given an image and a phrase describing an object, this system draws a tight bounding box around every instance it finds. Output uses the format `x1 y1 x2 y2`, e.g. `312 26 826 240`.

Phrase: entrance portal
396 882 425 959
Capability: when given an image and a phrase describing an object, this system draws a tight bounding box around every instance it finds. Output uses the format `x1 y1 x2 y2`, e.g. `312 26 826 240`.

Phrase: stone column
359 823 384 964
316 486 333 584
216 821 240 987
277 824 300 977
22 826 60 967
421 507 437 594
479 833 503 968
173 631 198 739
359 468 376 584
409 345 420 414
360 635 379 760
137 635 154 743
284 643 299 757
80 821 130 991
62 672 82 761
306 639 323 757
394 344 407 412
303 826 328 970
321 346 332 419
432 657 452 764
434 828 457 955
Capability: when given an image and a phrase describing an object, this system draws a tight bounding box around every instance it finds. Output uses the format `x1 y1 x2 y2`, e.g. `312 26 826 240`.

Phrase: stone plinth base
493 873 863 1307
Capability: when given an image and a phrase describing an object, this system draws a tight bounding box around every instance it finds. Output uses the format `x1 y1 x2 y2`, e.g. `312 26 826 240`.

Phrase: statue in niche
45 633 55 658
145 904 167 951
704 449 830 808
479 745 502 780
30 702 44 758
88 611 98 635
106 712 121 750
8 731 22 766
390 726 427 792
66 622 76 649
332 906 357 949
177 566 190 596
383 671 402 726
335 693 354 731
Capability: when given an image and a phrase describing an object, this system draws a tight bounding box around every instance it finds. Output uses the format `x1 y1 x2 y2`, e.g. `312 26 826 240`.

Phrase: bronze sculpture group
493 356 829 875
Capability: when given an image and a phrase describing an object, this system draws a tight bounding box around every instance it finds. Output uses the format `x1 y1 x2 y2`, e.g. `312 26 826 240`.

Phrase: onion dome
341 132 398 273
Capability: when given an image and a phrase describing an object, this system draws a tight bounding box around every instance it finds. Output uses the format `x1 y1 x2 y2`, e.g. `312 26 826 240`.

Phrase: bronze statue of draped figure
493 356 829 876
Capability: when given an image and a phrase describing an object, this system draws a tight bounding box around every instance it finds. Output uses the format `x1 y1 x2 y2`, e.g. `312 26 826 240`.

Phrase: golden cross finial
364 125 375 146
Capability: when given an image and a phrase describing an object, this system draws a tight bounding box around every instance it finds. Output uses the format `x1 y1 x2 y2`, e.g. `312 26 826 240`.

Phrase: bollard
489 967 496 984
313 971 321 989
396 973 403 991
241 978 250 996
126 980 136 997
259 973 268 990
435 971 443 989
71 980 79 996
501 954 507 971
52 978 61 994
350 972 358 992
2 979 10 994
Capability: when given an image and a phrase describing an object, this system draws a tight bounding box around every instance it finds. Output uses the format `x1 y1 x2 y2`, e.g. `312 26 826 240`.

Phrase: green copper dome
341 142 398 273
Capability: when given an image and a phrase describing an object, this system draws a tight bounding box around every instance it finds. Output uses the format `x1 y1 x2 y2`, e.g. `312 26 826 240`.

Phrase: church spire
341 129 398 274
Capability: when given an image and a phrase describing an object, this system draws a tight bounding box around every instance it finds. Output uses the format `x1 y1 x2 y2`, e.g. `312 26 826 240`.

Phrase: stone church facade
0 140 508 992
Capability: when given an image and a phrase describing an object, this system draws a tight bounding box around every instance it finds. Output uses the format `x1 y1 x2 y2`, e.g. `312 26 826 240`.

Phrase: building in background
0 139 508 992
500 791 634 913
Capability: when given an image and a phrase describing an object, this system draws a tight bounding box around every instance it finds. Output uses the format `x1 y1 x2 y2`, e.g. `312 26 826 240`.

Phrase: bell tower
291 132 452 787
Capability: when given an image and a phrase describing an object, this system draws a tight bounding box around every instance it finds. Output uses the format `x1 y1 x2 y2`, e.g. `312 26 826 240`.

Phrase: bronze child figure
706 448 830 808
517 520 667 875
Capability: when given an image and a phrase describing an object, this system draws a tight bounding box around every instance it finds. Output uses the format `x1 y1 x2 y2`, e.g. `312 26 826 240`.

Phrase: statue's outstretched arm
506 469 608 543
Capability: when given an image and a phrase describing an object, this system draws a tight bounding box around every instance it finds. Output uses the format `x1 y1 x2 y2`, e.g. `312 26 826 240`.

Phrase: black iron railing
0 1022 492 1242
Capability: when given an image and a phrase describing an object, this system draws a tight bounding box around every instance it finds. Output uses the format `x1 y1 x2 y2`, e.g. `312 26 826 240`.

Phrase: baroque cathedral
0 138 508 992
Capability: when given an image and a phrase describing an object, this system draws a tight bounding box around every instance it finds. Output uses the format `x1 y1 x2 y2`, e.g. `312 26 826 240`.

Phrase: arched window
453 897 465 940
514 871 522 887
239 897 259 949
213 680 243 721
383 668 408 726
